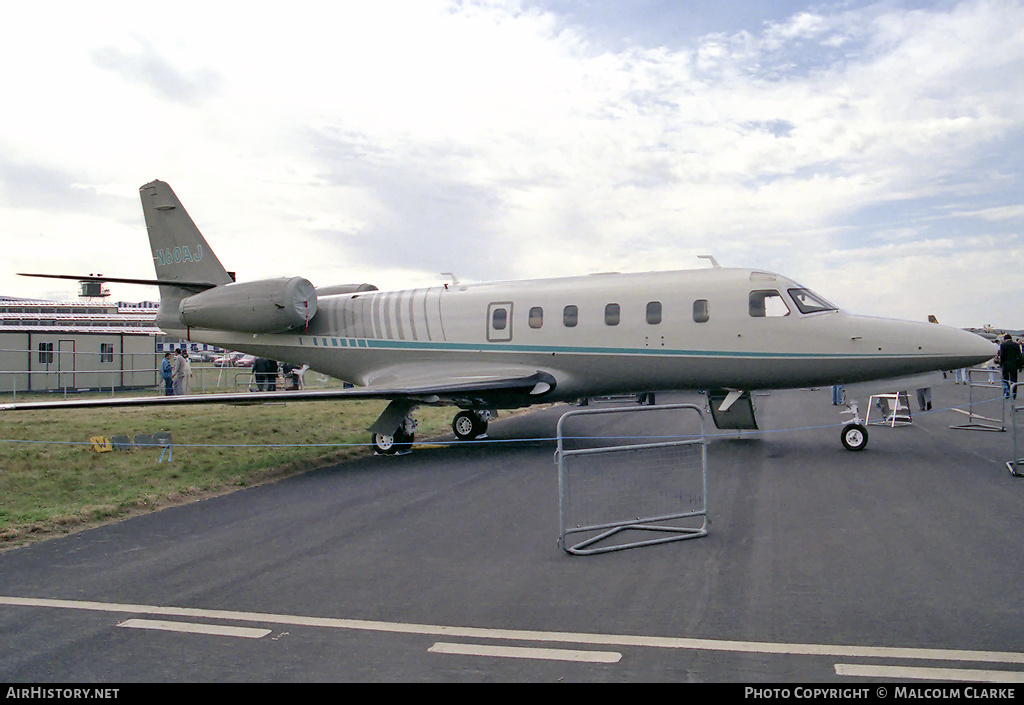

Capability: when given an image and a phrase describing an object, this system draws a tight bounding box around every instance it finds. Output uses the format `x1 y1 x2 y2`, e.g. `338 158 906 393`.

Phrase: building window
605 303 620 326
38 342 54 364
646 301 662 325
529 307 544 329
693 299 710 323
100 343 115 363
563 305 578 328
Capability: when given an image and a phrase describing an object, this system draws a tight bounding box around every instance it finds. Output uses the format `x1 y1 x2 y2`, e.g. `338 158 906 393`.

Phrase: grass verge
0 396 455 550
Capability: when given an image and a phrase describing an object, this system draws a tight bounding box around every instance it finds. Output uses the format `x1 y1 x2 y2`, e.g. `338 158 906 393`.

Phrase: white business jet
12 180 993 453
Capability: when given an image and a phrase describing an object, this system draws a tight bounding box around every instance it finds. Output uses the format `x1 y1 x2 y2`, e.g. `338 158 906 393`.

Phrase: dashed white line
4 595 1024 667
836 663 1024 683
117 618 271 639
429 642 621 663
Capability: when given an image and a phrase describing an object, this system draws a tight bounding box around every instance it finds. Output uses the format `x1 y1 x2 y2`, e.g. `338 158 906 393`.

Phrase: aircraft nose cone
953 328 996 368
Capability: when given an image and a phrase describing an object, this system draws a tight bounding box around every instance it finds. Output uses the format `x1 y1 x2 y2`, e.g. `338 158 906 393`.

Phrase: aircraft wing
0 365 557 413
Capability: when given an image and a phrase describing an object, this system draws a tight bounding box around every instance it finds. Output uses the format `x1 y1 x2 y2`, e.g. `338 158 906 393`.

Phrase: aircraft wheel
372 432 397 454
372 428 414 455
393 428 414 454
453 411 487 440
841 423 868 451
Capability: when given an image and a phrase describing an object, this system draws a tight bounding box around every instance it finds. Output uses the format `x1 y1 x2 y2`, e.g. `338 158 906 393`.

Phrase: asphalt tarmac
1 379 1022 683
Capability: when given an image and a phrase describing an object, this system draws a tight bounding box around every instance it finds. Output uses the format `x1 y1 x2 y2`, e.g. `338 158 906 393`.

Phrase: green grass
0 370 457 548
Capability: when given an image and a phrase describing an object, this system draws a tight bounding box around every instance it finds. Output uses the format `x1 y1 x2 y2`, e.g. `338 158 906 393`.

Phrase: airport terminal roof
0 296 162 334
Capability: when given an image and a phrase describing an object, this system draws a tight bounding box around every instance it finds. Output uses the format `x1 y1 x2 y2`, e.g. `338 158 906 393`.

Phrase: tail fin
139 180 234 331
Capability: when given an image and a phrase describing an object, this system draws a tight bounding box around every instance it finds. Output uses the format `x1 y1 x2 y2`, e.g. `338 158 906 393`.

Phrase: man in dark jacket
254 357 268 391
998 334 1023 399
265 359 278 391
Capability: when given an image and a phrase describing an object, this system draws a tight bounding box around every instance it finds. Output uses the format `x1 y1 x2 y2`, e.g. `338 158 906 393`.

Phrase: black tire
372 432 397 455
841 423 868 451
372 428 414 455
392 428 414 454
452 411 486 440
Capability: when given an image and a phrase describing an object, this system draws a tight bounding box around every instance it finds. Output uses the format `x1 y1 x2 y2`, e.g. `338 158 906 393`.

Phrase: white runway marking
4 595 1024 666
836 663 1024 682
117 618 271 639
429 642 622 663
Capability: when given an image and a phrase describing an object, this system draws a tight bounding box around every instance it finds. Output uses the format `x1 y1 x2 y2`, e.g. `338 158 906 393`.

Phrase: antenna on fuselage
698 255 721 268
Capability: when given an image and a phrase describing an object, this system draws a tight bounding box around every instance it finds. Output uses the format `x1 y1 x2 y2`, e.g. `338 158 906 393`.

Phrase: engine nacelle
179 277 318 333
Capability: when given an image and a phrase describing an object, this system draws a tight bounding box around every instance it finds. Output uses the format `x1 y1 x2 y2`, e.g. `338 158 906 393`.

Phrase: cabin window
693 299 709 323
749 290 790 317
492 308 508 331
604 303 620 326
788 288 837 314
646 301 662 324
100 343 114 364
529 307 544 329
563 305 578 327
38 342 53 364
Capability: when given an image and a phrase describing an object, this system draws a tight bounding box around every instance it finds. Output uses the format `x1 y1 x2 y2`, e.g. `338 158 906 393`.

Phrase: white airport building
0 295 218 395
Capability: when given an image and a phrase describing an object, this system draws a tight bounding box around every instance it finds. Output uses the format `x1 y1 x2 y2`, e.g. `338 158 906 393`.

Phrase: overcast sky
1 0 1022 329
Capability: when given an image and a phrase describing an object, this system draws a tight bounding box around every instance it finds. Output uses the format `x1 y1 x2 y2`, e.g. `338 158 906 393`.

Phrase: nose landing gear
841 423 868 451
840 401 869 451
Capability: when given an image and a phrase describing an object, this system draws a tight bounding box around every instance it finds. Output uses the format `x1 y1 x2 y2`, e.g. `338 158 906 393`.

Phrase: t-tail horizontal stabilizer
17 272 218 292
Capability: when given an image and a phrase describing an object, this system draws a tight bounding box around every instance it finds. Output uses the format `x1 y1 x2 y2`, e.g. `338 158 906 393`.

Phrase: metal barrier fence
949 367 1008 433
556 403 708 555
1007 382 1024 477
1 361 334 401
0 365 160 400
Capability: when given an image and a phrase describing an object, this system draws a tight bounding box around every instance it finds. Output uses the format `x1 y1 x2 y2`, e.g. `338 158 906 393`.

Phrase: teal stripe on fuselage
294 336 931 360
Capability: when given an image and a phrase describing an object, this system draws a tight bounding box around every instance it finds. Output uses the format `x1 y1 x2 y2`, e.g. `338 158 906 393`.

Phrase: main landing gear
371 416 417 455
452 410 490 440
371 409 492 455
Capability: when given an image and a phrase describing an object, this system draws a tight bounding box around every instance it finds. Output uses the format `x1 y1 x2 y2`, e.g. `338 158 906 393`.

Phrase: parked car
213 352 244 367
235 355 256 367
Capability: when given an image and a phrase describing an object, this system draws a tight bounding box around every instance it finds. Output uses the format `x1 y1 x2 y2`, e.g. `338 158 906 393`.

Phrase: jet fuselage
164 267 994 403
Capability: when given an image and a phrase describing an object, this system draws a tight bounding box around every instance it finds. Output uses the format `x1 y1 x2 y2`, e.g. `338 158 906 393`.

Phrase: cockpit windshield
787 288 838 315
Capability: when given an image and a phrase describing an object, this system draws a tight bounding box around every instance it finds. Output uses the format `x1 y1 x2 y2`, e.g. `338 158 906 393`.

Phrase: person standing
172 349 185 395
998 334 1022 399
253 357 268 391
831 384 844 405
180 350 193 395
266 359 278 391
161 352 174 395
